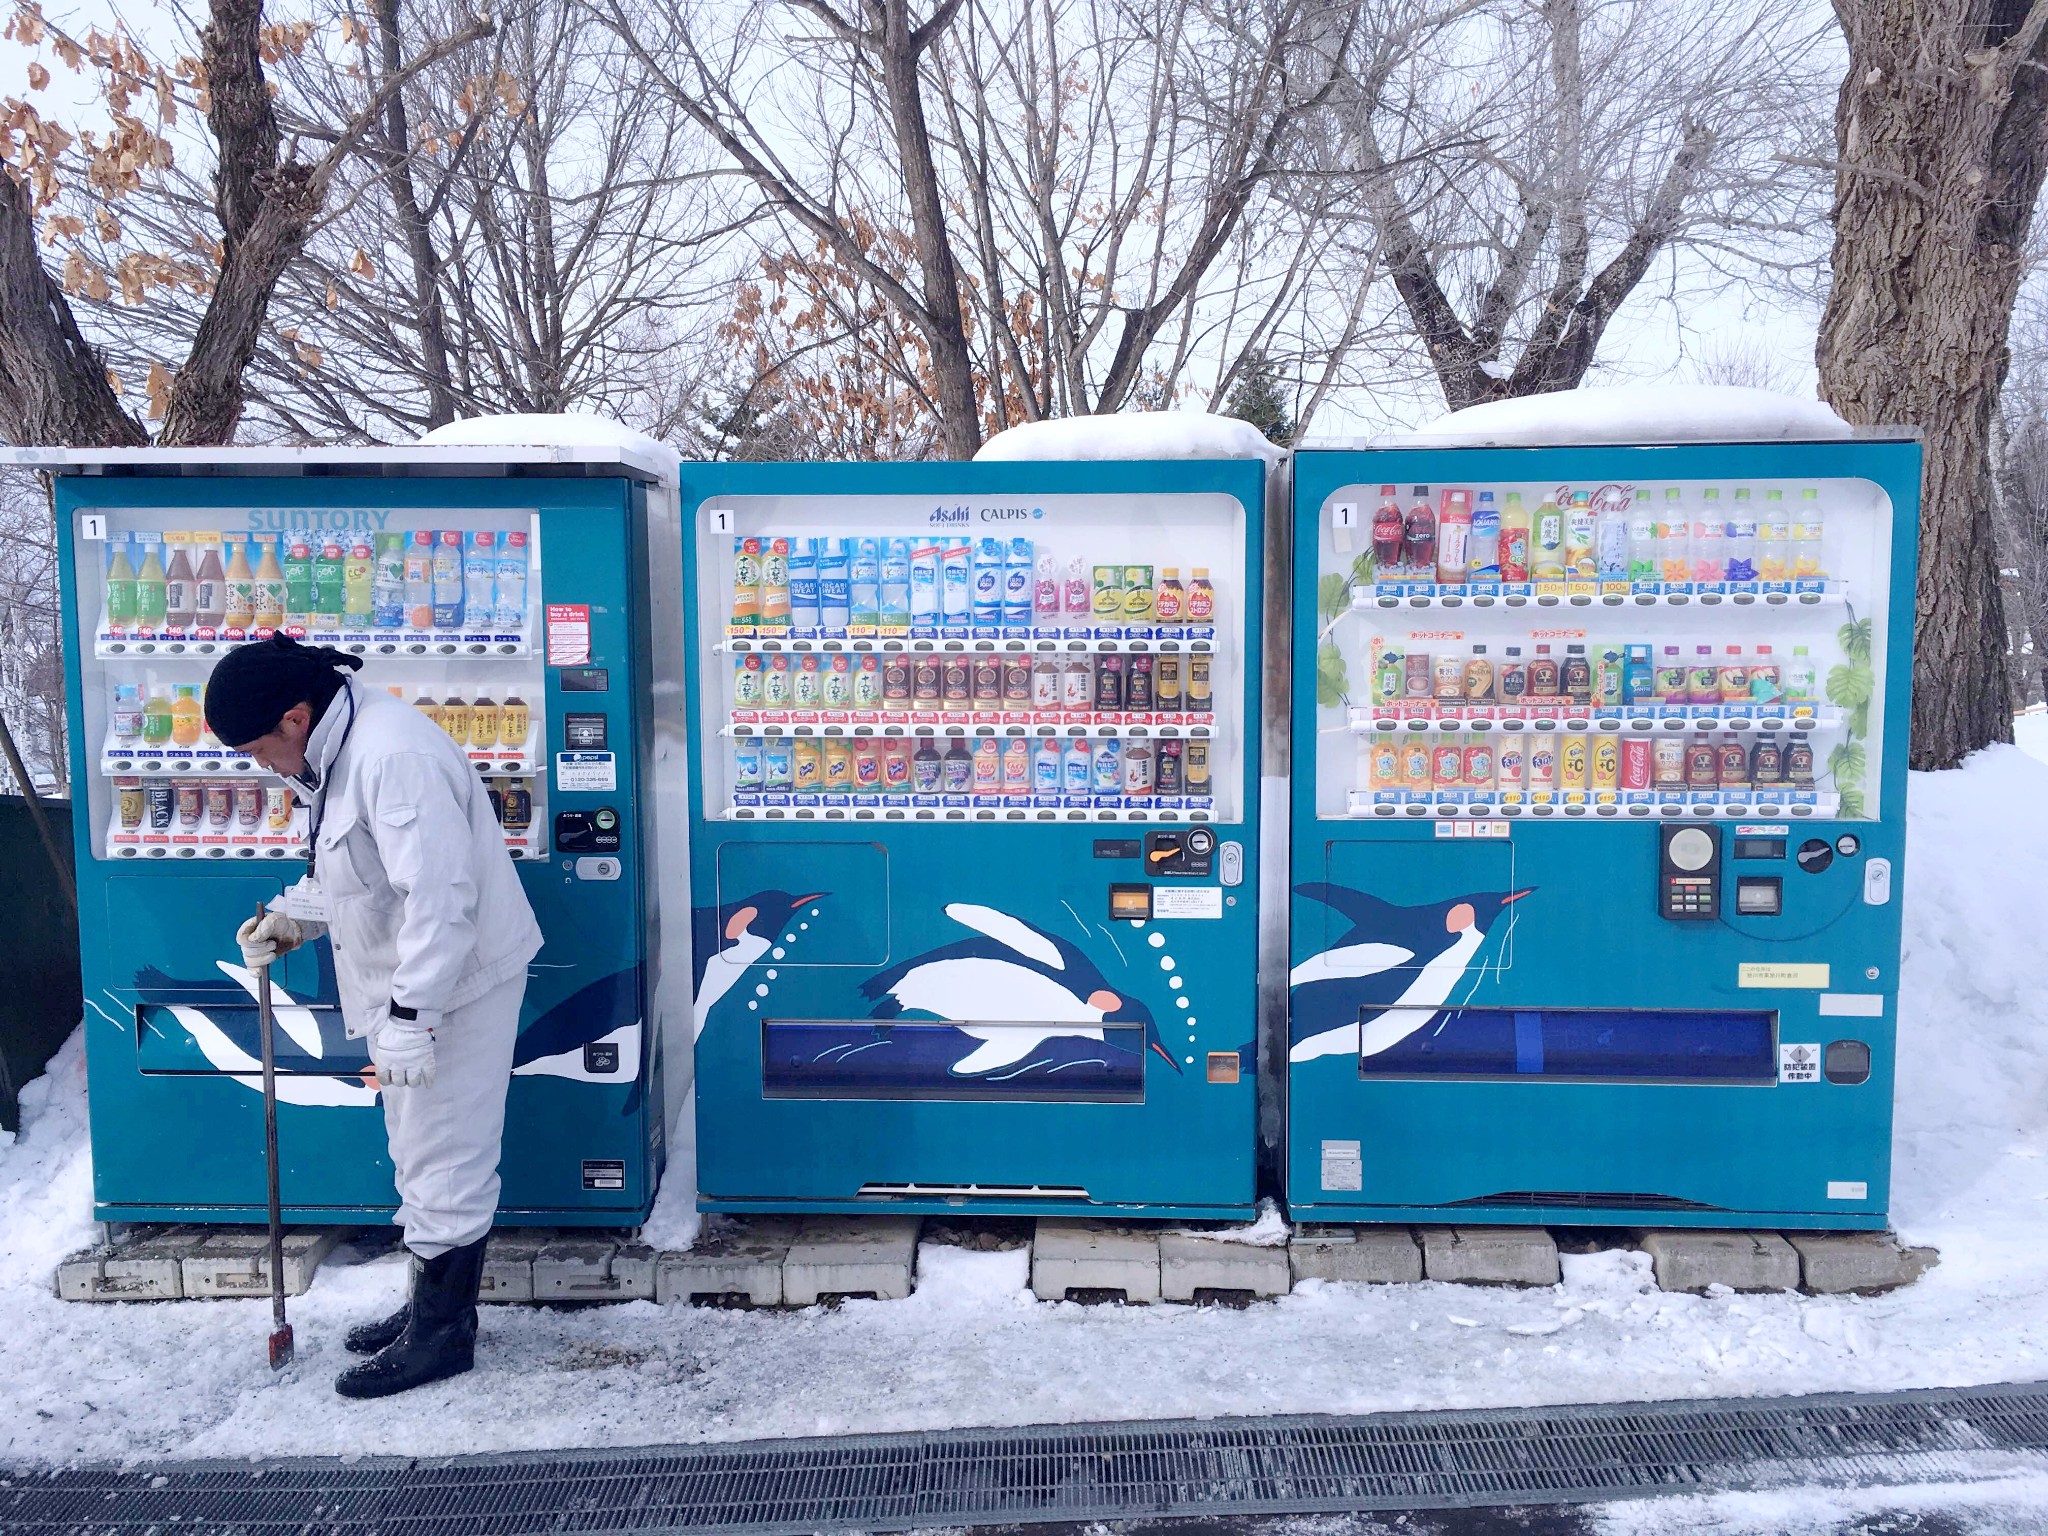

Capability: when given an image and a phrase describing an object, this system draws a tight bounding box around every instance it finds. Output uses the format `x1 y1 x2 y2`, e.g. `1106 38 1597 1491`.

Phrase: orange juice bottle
170 684 205 746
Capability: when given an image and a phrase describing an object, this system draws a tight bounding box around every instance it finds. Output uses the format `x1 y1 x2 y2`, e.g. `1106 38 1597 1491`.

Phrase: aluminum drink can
265 784 293 831
205 780 232 828
174 781 203 827
1619 736 1654 791
116 777 144 829
146 781 175 829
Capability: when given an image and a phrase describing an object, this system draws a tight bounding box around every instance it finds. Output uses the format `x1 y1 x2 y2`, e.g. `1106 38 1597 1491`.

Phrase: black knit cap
204 634 363 748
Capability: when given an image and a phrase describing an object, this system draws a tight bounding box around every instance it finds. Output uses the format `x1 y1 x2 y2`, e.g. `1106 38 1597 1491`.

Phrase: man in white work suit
206 634 542 1399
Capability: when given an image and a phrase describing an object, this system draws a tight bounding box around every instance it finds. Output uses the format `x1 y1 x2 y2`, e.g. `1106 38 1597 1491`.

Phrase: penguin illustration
692 889 827 1039
136 961 380 1109
859 903 1176 1076
1289 881 1533 1063
510 966 642 1094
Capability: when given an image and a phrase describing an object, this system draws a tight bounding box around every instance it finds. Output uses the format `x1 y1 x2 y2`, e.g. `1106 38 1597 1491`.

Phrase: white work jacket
289 680 543 1039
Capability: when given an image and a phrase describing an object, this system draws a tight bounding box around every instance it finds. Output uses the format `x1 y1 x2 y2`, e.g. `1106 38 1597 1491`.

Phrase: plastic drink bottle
339 540 373 626
222 538 255 631
878 538 911 627
1531 493 1565 579
1757 490 1791 581
431 530 464 628
907 543 940 625
164 538 197 629
1034 552 1061 625
1062 556 1090 620
369 532 406 627
1724 489 1758 580
1785 646 1817 705
1561 643 1592 703
1690 489 1726 582
1154 568 1186 626
135 539 168 629
1498 492 1531 581
1372 486 1403 570
1186 568 1215 625
1496 646 1528 704
1528 643 1560 697
1063 737 1092 793
1595 494 1630 579
1689 646 1720 705
171 684 204 747
310 539 346 627
790 539 823 630
402 533 434 628
1718 646 1749 703
1748 646 1781 703
1659 489 1689 582
759 537 794 627
252 538 286 631
1402 486 1436 576
1793 489 1825 579
193 538 226 629
470 695 499 751
440 696 470 746
817 540 853 632
1624 644 1654 703
495 531 529 630
850 538 883 627
1464 645 1494 702
793 737 824 794
823 737 853 795
1627 491 1658 582
1467 491 1500 578
1092 738 1123 794
460 532 495 628
1435 488 1472 584
501 695 529 746
141 687 174 745
281 537 315 628
1001 736 1032 794
913 739 942 791
111 684 143 743
1563 490 1596 577
105 540 137 632
971 539 1004 625
1717 734 1749 788
1004 539 1036 628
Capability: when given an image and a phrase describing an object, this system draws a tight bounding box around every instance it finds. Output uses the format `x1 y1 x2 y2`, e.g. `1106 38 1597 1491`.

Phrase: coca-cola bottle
1371 485 1404 571
1402 485 1436 576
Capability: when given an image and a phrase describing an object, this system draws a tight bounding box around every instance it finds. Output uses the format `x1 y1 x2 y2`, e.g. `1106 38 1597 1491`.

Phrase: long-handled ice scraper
255 904 295 1370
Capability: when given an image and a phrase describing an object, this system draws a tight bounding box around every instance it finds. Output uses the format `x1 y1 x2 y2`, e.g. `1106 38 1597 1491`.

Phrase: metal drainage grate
2 1381 2046 1534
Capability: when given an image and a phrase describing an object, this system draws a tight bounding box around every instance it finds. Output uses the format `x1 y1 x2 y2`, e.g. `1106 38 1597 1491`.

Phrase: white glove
236 910 304 970
370 1010 437 1089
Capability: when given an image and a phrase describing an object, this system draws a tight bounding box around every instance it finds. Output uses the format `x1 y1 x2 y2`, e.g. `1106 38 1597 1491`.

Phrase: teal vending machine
43 442 691 1227
681 461 1264 1218
1288 434 1919 1229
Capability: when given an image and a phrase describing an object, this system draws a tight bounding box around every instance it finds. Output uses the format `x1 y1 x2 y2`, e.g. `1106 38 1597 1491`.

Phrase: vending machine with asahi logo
39 442 692 1227
680 460 1265 1217
1287 432 1920 1230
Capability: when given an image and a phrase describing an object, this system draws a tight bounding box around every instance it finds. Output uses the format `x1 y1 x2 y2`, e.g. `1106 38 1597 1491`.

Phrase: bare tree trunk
372 0 459 428
1816 0 2048 768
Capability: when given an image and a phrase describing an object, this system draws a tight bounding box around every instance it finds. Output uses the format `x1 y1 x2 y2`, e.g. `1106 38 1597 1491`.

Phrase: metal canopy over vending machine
1288 434 1920 1230
681 461 1265 1218
43 443 691 1226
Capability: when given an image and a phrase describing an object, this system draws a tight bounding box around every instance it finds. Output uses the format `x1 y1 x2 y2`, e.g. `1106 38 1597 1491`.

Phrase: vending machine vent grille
1451 1189 1726 1212
857 1182 1091 1200
6 1381 2046 1532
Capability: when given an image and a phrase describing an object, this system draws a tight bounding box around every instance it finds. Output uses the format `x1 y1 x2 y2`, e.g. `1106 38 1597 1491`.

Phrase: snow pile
975 412 1284 464
418 412 681 480
0 750 2046 1466
2017 708 2048 765
1411 385 1853 447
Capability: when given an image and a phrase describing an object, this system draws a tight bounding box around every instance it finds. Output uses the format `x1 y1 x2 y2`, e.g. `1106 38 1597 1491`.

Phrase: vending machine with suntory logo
1287 433 1919 1229
681 460 1264 1217
42 442 691 1226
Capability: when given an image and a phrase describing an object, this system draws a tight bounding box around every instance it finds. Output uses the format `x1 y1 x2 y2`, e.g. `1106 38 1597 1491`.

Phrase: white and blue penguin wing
943 903 1064 969
695 931 770 1039
1288 942 1413 989
886 957 1103 1026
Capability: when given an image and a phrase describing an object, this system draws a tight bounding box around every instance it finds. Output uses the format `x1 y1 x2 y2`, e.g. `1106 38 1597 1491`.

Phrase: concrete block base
55 1228 208 1301
656 1218 801 1307
477 1230 552 1303
1643 1230 1799 1293
1788 1232 1939 1294
782 1216 920 1305
1159 1232 1291 1302
534 1236 656 1302
1030 1222 1161 1303
182 1229 342 1298
1289 1226 1424 1285
1421 1226 1560 1287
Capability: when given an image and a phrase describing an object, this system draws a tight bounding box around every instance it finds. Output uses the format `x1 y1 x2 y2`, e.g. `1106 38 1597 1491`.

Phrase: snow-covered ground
2017 707 2048 765
1 749 2045 1472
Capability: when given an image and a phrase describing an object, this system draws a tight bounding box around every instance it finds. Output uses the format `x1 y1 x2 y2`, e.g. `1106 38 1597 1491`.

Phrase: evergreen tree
1225 356 1296 446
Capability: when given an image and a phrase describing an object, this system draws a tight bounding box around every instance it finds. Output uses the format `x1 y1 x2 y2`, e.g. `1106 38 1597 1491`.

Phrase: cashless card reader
1659 824 1721 920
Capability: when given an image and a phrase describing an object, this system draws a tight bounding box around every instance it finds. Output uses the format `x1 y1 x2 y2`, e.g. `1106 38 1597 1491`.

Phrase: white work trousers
380 971 523 1258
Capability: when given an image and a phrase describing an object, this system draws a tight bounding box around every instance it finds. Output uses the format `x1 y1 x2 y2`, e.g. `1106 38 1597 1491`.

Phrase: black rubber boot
342 1302 411 1355
335 1237 486 1399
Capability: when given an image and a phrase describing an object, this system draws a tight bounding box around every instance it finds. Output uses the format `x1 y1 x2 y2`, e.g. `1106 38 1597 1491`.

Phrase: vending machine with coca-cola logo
41 441 693 1231
1288 430 1920 1230
678 457 1266 1219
